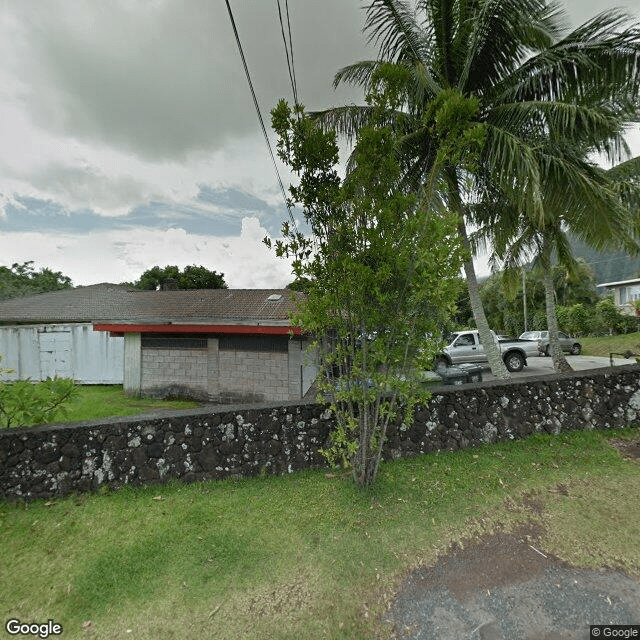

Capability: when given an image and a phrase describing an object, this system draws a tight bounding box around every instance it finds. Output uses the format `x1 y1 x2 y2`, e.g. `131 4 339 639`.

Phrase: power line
276 0 298 106
285 0 297 103
223 0 296 228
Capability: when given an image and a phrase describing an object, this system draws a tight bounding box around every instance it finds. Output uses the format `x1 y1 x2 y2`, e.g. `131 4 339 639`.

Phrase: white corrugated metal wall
0 323 123 383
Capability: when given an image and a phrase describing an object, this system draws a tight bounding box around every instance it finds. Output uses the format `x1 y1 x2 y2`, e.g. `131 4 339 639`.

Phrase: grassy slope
50 385 200 424
1 427 639 639
580 332 640 358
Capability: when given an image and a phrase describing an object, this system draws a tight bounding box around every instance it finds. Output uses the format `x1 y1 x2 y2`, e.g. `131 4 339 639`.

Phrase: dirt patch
414 525 553 603
385 523 640 640
521 492 545 516
609 438 640 460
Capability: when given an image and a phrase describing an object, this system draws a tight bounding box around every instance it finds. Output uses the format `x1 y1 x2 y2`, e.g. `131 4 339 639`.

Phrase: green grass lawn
1 427 639 639
580 331 640 359
53 385 200 424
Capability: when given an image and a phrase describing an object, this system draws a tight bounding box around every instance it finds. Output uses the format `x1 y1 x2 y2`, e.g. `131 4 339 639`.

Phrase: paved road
481 354 636 382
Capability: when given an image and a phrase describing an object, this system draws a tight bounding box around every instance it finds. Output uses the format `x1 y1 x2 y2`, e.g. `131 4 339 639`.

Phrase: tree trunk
458 221 511 380
446 167 511 379
542 265 573 373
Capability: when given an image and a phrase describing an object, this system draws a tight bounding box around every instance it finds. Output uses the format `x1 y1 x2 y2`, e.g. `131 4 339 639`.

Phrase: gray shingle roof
0 284 304 326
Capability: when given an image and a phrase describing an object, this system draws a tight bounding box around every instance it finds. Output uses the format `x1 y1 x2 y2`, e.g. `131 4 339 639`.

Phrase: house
93 289 317 403
0 283 126 383
596 278 640 315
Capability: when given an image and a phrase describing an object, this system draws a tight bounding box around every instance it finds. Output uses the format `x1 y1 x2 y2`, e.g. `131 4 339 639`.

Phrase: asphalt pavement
481 353 637 381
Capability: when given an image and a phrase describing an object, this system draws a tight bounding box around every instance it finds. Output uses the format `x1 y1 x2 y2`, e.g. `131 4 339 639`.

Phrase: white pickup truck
435 330 540 372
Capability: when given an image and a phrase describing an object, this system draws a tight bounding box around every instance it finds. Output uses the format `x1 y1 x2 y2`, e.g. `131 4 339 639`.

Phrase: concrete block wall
126 334 317 403
141 348 208 399
216 349 289 403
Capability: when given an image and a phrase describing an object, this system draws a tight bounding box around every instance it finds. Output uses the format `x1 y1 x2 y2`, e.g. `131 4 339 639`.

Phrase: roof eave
93 323 302 336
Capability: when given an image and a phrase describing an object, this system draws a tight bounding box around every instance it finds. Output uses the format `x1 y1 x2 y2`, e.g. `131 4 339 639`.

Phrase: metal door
38 327 73 379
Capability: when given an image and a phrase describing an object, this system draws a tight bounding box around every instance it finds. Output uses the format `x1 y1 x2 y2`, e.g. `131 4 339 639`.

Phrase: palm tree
481 145 640 373
314 0 640 379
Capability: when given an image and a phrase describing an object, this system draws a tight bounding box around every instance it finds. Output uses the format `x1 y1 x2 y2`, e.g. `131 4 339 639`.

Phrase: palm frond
364 0 427 63
606 155 640 225
333 60 383 91
487 100 628 152
457 0 564 94
309 106 377 142
491 9 640 108
607 154 640 181
481 123 544 222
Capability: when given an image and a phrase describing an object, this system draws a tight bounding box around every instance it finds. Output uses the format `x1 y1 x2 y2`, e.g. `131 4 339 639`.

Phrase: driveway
385 524 640 639
481 354 635 381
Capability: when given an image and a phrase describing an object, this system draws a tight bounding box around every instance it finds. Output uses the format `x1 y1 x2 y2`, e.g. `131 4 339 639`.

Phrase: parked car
518 330 581 356
435 330 540 373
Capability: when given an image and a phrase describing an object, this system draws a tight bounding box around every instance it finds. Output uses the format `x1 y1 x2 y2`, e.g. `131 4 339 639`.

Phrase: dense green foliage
473 263 640 337
133 265 228 290
269 90 464 486
478 262 599 336
0 261 72 300
555 300 639 337
0 377 78 428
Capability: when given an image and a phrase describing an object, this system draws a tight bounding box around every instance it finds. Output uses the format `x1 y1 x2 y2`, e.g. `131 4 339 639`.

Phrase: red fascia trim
93 323 302 336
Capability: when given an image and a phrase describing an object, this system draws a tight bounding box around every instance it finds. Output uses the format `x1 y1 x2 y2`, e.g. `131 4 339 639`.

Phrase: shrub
0 377 78 428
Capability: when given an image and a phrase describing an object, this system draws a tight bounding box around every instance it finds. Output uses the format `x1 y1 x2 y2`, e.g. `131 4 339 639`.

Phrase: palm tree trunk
459 223 511 379
447 168 511 380
542 265 573 374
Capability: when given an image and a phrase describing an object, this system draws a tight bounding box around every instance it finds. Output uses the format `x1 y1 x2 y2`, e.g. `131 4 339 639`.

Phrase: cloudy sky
0 0 639 288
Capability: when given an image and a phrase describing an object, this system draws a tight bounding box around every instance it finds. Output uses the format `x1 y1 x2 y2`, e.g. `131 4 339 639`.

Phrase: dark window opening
219 335 288 353
142 334 208 349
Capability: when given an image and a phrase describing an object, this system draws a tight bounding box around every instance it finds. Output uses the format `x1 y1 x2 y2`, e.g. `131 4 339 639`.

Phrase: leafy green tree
269 94 464 486
134 265 228 290
286 277 313 294
451 278 474 328
0 261 72 300
315 0 640 379
594 297 624 335
566 303 592 337
480 261 600 336
0 362 78 429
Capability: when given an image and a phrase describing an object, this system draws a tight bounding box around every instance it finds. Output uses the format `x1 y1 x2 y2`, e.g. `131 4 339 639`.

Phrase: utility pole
522 267 528 333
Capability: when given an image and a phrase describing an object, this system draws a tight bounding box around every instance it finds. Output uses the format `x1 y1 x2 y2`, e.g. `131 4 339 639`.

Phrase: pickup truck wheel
504 351 525 372
570 343 581 355
433 356 450 371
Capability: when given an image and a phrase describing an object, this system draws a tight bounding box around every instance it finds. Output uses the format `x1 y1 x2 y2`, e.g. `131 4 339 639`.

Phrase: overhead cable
224 0 297 228
276 0 298 106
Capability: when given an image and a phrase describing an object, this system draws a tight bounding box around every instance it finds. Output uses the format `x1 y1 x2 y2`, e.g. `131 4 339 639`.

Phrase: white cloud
0 0 638 289
0 216 293 288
